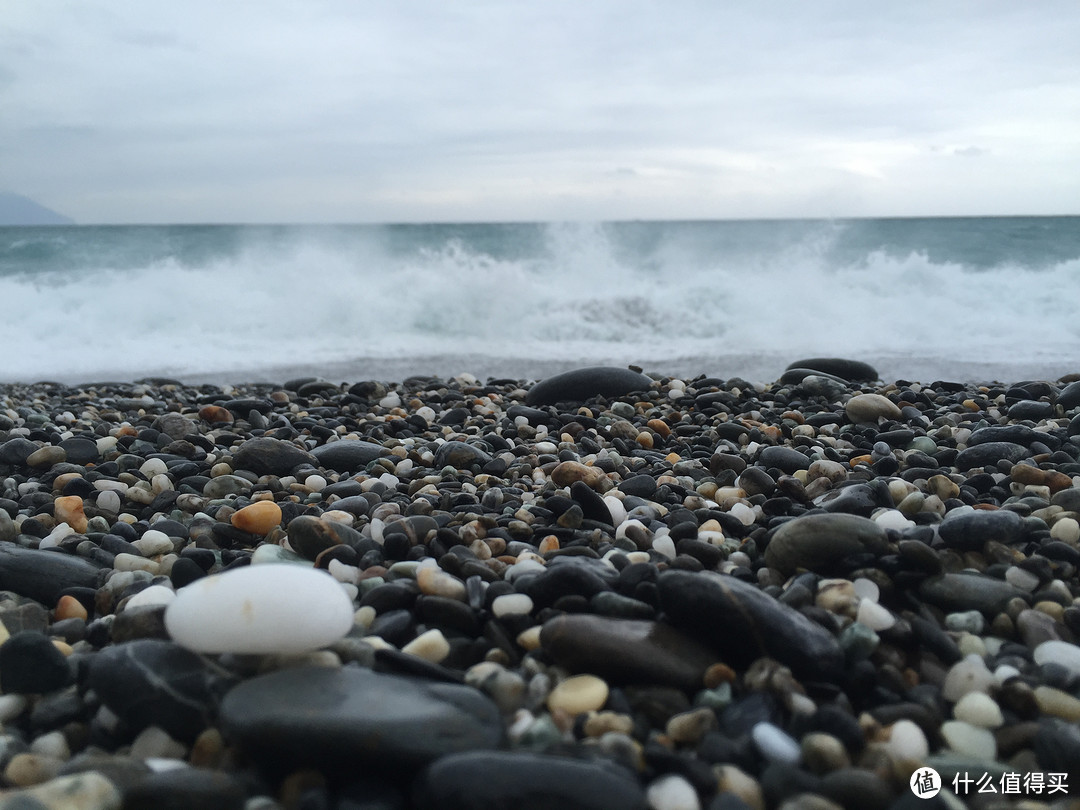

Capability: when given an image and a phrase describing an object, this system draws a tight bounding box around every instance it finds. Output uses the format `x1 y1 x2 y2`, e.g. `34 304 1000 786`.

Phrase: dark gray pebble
784 357 878 382
0 630 73 694
0 542 105 604
230 437 318 476
414 750 646 810
526 366 653 406
88 639 232 743
659 570 845 681
937 508 1024 550
540 614 718 691
918 572 1028 617
764 513 890 576
219 665 503 776
310 438 390 473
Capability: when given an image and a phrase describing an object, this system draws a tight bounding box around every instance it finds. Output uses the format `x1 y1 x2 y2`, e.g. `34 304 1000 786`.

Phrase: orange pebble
664 452 681 464
55 595 88 622
538 535 560 555
636 432 654 449
231 500 283 535
849 455 873 468
53 495 88 533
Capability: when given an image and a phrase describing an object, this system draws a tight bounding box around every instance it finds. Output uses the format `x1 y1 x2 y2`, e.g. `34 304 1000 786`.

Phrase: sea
1 217 1078 386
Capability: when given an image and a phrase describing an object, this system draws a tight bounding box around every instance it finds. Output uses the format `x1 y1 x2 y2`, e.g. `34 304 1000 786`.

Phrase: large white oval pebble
164 565 355 654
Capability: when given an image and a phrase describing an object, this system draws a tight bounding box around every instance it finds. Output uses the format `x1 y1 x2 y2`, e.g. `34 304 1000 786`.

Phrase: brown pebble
55 595 88 622
189 727 226 769
53 495 88 534
231 500 283 535
704 662 737 688
198 404 234 424
647 418 671 437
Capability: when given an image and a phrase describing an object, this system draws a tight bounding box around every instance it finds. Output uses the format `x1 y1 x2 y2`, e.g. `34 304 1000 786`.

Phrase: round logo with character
910 767 942 799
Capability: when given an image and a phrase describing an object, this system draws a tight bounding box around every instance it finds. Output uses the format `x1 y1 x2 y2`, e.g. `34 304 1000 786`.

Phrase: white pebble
856 600 895 632
140 458 168 478
751 722 800 764
651 535 677 560
729 502 756 526
96 490 122 514
124 584 176 610
304 474 327 492
646 774 700 810
953 692 1004 728
940 720 997 760
852 578 880 603
1004 566 1039 592
1049 516 1080 543
492 593 534 618
164 565 355 654
1033 640 1080 678
133 529 173 557
886 719 928 762
603 496 627 527
402 628 450 663
113 553 159 574
872 509 915 531
942 654 995 702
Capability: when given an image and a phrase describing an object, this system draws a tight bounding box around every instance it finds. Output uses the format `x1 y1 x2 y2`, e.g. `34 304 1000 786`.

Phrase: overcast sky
2 1 1078 223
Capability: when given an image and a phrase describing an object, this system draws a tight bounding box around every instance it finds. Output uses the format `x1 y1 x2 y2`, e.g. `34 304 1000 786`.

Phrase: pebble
952 692 1004 728
230 500 282 535
645 774 701 810
764 513 888 576
1033 639 1080 678
220 665 502 775
844 393 901 422
164 564 355 654
942 654 995 702
541 614 718 691
525 366 653 406
660 570 845 681
414 750 647 809
940 720 997 759
547 674 609 716
751 722 802 764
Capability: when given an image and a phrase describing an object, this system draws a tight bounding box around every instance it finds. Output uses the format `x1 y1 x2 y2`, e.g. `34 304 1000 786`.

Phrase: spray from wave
1 219 1078 381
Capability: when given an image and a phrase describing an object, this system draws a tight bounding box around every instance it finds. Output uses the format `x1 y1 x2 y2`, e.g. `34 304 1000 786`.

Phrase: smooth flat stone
938 509 1024 551
219 665 502 776
785 358 878 382
0 542 106 605
540 614 719 691
526 366 653 406
87 639 232 743
658 570 845 681
310 439 389 473
230 437 318 477
918 573 1027 617
764 513 889 576
413 750 646 810
164 564 355 654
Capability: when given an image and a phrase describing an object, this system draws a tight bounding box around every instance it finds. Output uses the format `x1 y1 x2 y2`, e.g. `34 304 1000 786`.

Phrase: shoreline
3 352 1079 388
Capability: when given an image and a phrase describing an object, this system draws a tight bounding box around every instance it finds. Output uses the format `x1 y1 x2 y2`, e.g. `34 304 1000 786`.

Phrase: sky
2 1 1079 224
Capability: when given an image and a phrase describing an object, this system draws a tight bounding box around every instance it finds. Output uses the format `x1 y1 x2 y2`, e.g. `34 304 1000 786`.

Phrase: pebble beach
0 358 1078 810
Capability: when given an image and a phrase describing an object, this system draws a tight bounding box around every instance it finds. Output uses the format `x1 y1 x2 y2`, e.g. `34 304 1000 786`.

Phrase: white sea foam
1 219 1078 382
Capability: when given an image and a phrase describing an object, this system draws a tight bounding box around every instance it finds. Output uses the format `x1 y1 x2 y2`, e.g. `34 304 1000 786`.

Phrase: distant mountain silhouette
0 192 75 225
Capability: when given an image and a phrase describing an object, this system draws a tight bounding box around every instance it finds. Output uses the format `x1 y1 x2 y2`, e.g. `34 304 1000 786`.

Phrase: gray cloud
1 1 1078 222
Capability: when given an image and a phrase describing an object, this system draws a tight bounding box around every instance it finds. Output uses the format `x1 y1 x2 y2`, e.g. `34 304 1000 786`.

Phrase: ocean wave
1 219 1078 381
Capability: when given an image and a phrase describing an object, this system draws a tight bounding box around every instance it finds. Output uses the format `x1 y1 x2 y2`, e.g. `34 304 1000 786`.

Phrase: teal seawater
1 217 1078 382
